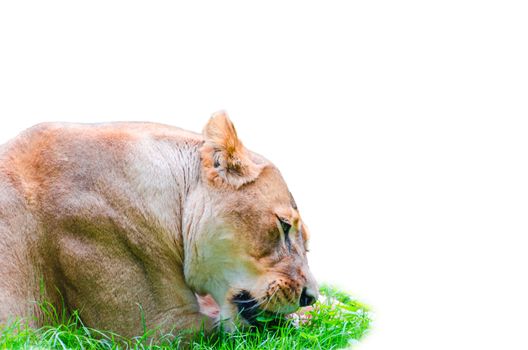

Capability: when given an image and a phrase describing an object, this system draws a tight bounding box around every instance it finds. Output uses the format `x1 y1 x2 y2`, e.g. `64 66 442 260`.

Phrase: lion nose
299 287 317 307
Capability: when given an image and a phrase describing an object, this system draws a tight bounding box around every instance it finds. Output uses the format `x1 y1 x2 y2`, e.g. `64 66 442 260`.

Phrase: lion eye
279 218 291 237
278 218 292 252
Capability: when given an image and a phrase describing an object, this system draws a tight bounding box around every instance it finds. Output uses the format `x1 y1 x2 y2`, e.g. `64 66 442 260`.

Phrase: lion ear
200 111 264 189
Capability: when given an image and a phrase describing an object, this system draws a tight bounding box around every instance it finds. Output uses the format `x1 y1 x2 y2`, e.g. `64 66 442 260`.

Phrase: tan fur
0 113 317 337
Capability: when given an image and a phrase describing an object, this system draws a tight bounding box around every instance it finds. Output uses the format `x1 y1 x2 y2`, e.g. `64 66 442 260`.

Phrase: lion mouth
231 290 284 327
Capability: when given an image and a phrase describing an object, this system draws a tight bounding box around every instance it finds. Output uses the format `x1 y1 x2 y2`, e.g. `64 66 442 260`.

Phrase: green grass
0 285 370 349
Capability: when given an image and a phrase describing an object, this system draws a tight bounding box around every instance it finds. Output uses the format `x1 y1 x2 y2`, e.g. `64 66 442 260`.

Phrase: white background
1 1 527 349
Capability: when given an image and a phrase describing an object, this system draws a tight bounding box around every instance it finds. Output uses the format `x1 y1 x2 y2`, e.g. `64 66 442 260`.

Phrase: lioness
0 111 318 338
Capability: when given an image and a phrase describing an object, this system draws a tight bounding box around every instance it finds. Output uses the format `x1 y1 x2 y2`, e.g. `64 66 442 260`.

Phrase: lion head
183 112 318 329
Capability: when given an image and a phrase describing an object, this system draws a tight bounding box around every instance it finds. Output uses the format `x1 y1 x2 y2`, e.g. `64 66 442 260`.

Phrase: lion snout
255 278 303 314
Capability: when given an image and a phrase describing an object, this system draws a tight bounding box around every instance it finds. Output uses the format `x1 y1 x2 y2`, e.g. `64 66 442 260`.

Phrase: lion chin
0 111 318 338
